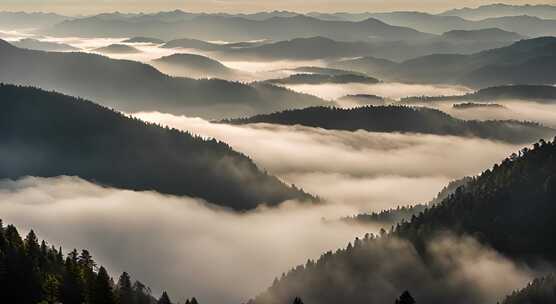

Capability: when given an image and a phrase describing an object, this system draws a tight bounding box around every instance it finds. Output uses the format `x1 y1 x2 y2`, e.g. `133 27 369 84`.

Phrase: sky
0 0 553 15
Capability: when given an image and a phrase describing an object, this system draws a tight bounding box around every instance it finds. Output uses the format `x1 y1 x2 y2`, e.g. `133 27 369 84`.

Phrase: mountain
222 106 554 144
94 44 142 54
356 11 556 37
151 53 237 79
0 11 69 30
266 73 379 85
0 39 326 119
11 38 78 52
43 14 433 42
501 275 556 304
250 138 556 304
441 4 556 21
0 84 313 210
332 37 556 88
122 36 165 44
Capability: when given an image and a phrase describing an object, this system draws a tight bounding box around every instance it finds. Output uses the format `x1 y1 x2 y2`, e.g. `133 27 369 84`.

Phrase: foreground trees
0 220 192 304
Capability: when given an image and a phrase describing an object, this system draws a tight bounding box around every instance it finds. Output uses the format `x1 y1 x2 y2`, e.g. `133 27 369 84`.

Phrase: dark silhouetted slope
0 84 313 210
223 106 554 143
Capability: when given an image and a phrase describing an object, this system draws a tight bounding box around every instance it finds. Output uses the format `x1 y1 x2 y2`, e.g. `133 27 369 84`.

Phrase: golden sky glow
0 0 553 16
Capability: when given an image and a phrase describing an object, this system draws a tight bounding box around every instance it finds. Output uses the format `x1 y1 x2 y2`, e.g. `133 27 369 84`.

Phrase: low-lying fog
0 176 375 304
134 112 522 211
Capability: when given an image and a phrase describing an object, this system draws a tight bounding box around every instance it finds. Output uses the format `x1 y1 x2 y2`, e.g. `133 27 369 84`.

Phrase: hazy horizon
0 0 554 16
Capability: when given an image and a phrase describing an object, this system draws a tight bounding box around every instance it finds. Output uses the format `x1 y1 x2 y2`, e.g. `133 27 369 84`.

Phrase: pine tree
116 272 134 304
42 274 60 304
395 291 416 304
293 297 304 304
92 266 115 304
158 291 172 304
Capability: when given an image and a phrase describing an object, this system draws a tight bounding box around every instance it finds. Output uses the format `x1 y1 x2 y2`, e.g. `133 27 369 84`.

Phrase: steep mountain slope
0 40 326 119
250 139 556 304
0 84 312 210
223 106 555 144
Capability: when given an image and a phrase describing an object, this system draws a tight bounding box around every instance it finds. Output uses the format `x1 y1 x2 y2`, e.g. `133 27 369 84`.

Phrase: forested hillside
501 275 556 304
223 106 555 144
0 219 192 304
250 139 556 304
0 84 312 210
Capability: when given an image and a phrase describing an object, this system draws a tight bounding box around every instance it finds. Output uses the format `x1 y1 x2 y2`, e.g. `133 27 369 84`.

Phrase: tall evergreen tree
158 291 172 304
395 291 416 304
92 266 115 304
116 272 134 304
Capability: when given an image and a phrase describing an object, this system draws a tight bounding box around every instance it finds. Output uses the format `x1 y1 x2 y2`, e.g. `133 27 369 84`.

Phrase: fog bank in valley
135 112 522 211
0 176 375 304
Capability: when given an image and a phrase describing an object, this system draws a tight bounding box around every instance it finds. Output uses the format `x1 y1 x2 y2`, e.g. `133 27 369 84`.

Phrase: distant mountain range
308 6 556 37
0 11 69 30
0 84 313 210
440 3 556 20
222 106 554 144
331 37 556 88
43 14 432 42
163 34 521 62
0 39 326 119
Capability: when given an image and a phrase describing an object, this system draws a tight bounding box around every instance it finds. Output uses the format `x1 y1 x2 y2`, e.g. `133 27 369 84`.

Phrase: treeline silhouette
501 275 556 304
401 85 556 104
345 176 473 226
0 84 313 210
343 204 428 226
266 73 379 85
223 106 554 144
250 139 556 304
0 219 192 304
452 102 505 109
